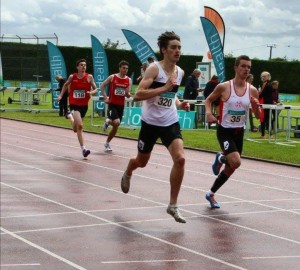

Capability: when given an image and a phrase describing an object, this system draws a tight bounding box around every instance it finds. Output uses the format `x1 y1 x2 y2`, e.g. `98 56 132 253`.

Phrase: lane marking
1 181 247 270
102 259 188 264
0 263 40 267
0 227 86 270
243 255 300 260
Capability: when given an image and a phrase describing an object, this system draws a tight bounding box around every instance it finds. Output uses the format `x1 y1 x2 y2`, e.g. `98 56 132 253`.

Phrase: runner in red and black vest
58 59 97 158
100 60 131 152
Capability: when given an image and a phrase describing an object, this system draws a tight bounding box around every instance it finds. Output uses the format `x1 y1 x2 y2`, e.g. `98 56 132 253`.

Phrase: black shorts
137 120 183 153
107 104 125 121
69 105 88 118
217 125 244 155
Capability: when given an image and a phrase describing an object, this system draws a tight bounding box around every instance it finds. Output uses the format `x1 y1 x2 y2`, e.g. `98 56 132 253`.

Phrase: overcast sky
1 0 300 61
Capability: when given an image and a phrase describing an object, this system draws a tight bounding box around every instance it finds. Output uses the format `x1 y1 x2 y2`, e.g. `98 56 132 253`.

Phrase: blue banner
122 29 157 64
121 107 196 129
200 17 225 82
47 41 67 109
91 35 109 113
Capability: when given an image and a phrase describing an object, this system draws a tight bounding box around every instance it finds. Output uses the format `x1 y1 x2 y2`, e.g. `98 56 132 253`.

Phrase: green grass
1 89 299 166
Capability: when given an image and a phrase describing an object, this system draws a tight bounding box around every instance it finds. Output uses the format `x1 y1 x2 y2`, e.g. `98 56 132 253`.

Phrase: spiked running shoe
205 193 220 209
104 142 112 152
212 152 223 176
167 205 186 223
82 149 91 158
121 172 131 193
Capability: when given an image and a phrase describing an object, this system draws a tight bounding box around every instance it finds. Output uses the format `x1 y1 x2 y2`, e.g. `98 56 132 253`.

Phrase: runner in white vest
121 31 190 223
205 55 261 209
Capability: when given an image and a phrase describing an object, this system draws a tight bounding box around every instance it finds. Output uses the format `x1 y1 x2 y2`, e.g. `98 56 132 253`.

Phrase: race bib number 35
225 110 246 123
73 90 86 98
154 92 176 108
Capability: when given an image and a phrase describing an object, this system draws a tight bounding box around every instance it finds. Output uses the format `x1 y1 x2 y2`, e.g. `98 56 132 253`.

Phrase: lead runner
204 55 261 208
120 31 190 223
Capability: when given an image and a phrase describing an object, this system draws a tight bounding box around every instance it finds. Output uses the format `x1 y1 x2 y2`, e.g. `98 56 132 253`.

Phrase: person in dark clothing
259 71 273 138
271 80 281 130
204 75 219 119
183 69 202 111
56 75 68 117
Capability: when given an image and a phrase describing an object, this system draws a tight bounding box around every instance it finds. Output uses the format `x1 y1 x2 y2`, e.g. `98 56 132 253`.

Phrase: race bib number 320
154 92 176 108
73 90 86 98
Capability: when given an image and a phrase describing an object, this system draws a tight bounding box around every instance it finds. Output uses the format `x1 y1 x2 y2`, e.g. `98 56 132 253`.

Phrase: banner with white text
47 41 67 109
122 29 157 64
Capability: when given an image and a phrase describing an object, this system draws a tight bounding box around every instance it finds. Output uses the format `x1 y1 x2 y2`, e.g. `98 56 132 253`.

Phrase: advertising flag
204 6 226 48
91 35 109 114
121 29 157 64
200 17 225 82
47 41 67 109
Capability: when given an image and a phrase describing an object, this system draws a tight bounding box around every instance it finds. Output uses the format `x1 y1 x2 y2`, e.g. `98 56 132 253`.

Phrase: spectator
136 63 148 83
271 80 281 130
246 74 258 132
259 71 273 138
183 69 202 111
204 75 219 121
147 56 154 64
55 75 68 117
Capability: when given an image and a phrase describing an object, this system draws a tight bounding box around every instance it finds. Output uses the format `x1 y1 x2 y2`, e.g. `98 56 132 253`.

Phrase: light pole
267 44 276 60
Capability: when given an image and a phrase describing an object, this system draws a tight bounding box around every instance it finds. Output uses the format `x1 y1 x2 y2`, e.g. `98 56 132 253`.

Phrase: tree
102 38 120 49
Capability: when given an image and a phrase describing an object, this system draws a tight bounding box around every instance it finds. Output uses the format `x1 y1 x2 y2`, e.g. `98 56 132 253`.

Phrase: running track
1 118 300 270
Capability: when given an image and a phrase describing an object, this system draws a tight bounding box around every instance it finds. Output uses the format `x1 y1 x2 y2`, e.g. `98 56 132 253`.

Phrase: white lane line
0 227 86 270
243 255 300 260
0 182 246 270
0 263 40 267
2 158 300 245
101 259 188 264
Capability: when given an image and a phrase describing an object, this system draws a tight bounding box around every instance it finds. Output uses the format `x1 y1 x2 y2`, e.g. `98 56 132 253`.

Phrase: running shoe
103 119 109 132
82 148 91 158
205 193 220 209
212 152 223 176
65 111 72 119
104 142 112 152
121 172 131 193
166 205 186 223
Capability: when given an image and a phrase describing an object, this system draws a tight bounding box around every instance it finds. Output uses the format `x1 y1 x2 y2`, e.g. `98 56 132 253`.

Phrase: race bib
225 110 246 124
154 92 176 108
73 90 86 98
114 87 125 96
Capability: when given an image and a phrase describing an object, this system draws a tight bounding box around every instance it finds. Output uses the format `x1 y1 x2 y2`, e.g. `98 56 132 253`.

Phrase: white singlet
141 62 184 126
219 80 250 128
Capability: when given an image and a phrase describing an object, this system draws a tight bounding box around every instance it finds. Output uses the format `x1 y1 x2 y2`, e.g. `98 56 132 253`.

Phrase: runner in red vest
100 60 131 152
58 59 97 158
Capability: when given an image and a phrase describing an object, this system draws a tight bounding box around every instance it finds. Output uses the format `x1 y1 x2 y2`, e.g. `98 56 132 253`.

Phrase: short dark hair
76 59 86 66
119 60 129 68
157 31 180 55
147 56 154 63
234 55 250 66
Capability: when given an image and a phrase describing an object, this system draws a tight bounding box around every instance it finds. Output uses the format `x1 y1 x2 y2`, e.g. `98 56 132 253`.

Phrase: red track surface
1 119 300 270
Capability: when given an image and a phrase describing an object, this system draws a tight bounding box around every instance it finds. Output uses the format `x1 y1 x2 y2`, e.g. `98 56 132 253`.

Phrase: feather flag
91 35 109 115
47 41 67 109
121 29 157 64
204 6 226 49
200 17 225 82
